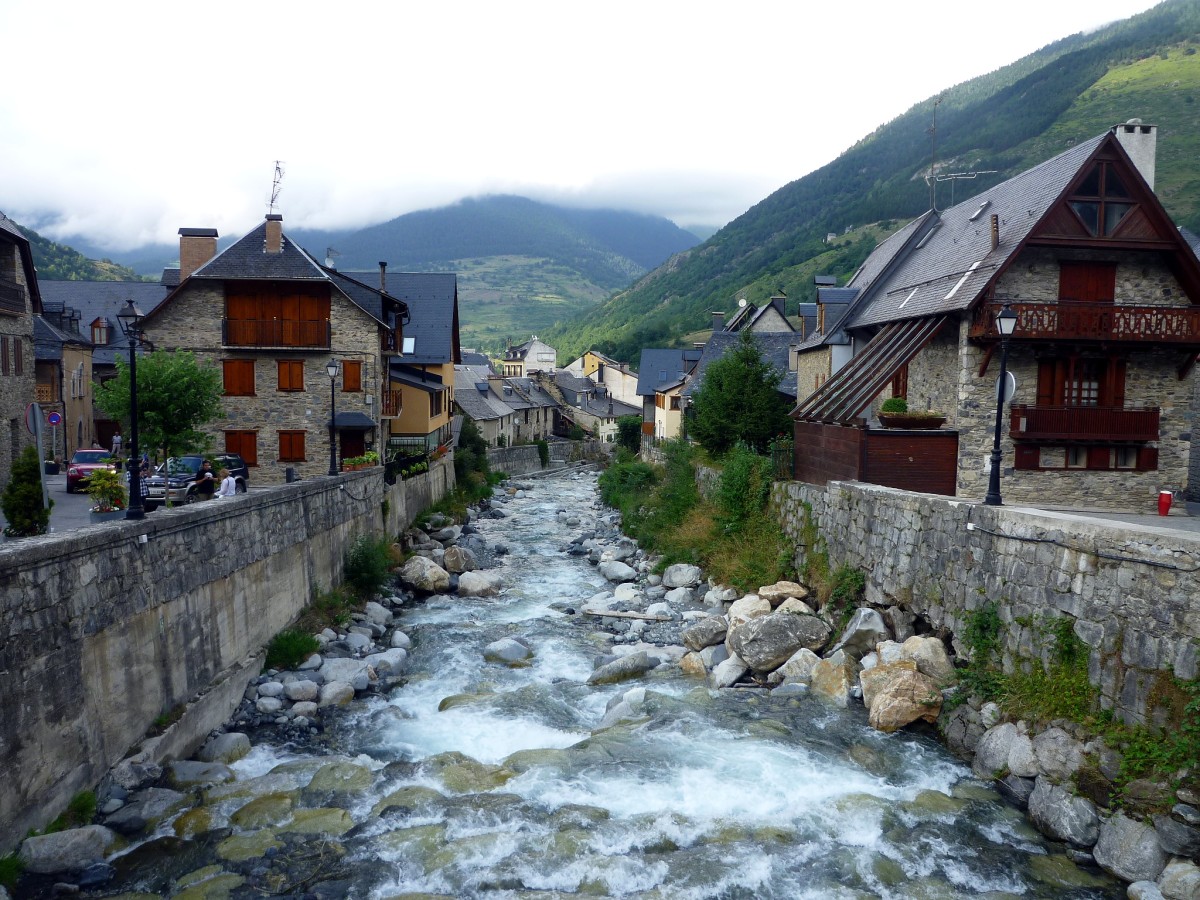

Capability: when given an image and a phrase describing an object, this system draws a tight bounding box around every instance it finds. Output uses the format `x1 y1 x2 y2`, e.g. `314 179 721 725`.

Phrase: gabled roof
321 267 408 325
682 331 799 399
635 348 701 396
37 281 169 367
191 219 326 281
34 315 89 361
385 273 460 366
460 349 494 370
453 365 515 421
0 211 42 313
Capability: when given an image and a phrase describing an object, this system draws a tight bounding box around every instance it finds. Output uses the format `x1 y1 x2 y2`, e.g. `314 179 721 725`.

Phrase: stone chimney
178 228 218 280
770 293 787 318
378 261 387 292
1113 119 1157 190
712 311 725 333
265 214 283 254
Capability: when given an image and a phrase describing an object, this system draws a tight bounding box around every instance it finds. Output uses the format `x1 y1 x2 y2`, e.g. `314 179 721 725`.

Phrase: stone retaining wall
487 440 611 477
771 480 1200 725
0 464 452 851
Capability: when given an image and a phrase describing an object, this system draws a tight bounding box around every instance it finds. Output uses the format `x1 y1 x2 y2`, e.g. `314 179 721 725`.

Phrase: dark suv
144 453 249 507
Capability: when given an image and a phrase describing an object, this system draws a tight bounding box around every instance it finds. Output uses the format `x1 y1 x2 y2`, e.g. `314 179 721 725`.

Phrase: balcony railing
1010 404 1160 442
222 318 330 348
380 388 402 417
971 300 1200 344
0 276 24 313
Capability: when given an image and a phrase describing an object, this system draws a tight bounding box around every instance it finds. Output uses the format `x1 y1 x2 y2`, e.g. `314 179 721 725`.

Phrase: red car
66 449 117 493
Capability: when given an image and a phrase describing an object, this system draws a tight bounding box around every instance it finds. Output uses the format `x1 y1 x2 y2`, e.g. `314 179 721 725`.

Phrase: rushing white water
309 471 1123 899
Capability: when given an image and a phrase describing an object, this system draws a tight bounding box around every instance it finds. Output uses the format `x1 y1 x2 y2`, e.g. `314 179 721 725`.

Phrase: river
95 470 1126 898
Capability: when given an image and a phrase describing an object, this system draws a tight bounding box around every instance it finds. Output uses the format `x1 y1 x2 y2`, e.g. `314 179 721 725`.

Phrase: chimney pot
712 311 725 333
379 261 387 292
1112 119 1157 190
990 214 1000 250
178 227 218 280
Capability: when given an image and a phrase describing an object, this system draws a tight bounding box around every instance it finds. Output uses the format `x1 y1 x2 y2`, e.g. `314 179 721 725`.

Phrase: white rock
257 681 285 698
291 701 319 717
19 826 118 874
711 653 749 688
458 570 504 597
284 680 320 702
390 631 412 650
727 594 771 628
256 696 284 714
365 648 408 674
318 681 356 707
363 601 394 627
661 563 702 588
599 560 638 583
299 653 323 671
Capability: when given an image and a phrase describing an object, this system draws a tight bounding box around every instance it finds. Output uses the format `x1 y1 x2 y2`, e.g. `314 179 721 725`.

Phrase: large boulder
1031 726 1085 781
757 581 810 608
859 659 917 710
768 647 821 685
830 608 890 660
1027 777 1100 848
865 665 941 732
681 617 727 652
710 653 749 689
458 571 504 597
587 652 655 685
318 681 356 707
484 638 534 666
599 560 638 583
196 732 251 764
320 658 375 691
19 826 118 874
972 723 1037 779
726 612 831 672
1093 812 1168 883
809 651 857 707
442 545 479 574
661 563 702 588
1158 860 1200 900
398 556 451 593
899 635 956 685
364 648 408 675
727 594 771 628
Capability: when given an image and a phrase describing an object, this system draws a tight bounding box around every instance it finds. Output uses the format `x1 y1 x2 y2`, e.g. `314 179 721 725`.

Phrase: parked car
144 453 249 507
66 449 117 493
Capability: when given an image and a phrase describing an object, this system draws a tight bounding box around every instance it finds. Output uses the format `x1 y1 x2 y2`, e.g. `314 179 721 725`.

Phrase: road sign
25 402 42 436
995 371 1017 404
47 411 62 426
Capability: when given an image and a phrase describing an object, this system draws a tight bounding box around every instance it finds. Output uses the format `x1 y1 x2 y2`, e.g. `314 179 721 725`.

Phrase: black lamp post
117 299 146 520
984 305 1018 506
327 358 339 476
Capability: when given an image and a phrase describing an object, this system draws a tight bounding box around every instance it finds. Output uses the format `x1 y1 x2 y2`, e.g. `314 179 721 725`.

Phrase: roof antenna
927 97 942 211
268 161 285 214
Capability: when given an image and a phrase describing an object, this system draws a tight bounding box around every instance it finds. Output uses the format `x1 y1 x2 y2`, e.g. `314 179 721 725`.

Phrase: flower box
877 413 947 430
89 509 126 524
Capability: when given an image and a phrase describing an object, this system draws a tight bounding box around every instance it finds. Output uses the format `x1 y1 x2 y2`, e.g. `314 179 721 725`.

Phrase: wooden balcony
1010 404 1160 442
0 276 24 313
380 388 402 418
971 300 1200 345
221 318 330 349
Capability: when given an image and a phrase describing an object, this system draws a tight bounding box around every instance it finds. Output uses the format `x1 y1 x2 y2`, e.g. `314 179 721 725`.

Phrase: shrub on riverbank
344 535 393 599
265 629 320 670
598 441 793 591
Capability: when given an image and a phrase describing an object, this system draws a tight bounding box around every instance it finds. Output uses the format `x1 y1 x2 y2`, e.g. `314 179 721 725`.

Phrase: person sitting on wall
194 460 217 501
215 467 237 498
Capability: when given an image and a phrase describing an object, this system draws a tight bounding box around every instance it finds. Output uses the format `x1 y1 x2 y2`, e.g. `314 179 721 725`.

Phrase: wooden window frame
342 359 362 392
14 337 22 376
277 359 305 392
223 359 257 396
224 430 259 466
278 430 306 462
0 336 8 375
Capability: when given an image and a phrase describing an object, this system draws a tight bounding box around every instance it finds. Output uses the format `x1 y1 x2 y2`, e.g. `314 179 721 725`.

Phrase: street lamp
984 304 1018 506
326 358 339 476
116 299 146 520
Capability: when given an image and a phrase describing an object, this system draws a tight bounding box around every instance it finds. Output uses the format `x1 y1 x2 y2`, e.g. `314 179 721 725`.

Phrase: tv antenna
268 161 285 214
935 169 1000 206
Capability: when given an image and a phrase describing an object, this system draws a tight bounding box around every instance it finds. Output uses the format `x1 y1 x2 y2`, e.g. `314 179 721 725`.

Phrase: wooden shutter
223 360 256 395
224 430 258 466
13 338 22 375
0 336 8 375
1086 446 1111 470
1136 446 1158 471
278 430 306 462
1058 262 1116 303
1104 358 1127 407
1014 445 1040 470
342 360 362 392
277 360 304 391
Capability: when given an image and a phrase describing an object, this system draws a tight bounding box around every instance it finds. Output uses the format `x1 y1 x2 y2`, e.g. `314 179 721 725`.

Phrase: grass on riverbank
598 441 794 591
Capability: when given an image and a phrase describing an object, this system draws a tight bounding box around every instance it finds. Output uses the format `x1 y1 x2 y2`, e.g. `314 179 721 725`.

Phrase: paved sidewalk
1029 498 1200 535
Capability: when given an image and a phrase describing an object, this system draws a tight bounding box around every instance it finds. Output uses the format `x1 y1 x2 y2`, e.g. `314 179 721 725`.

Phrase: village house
542 370 640 442
33 306 93 463
0 212 40 488
791 121 1200 509
140 215 408 481
563 349 641 407
453 365 515 448
502 335 557 377
635 347 702 442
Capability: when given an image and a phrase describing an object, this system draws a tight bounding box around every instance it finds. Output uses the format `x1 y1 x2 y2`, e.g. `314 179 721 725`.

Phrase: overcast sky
0 0 1164 251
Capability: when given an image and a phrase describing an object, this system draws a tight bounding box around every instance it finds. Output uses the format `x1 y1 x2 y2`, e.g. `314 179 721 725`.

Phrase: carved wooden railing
1010 404 1160 442
380 389 402 418
971 300 1200 343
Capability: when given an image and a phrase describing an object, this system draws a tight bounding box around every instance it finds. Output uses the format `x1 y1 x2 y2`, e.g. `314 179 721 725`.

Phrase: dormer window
1069 162 1135 237
91 319 109 345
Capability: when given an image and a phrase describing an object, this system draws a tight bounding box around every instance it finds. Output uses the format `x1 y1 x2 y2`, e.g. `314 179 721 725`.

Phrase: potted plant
361 450 380 466
877 396 947 430
86 468 128 522
44 452 60 475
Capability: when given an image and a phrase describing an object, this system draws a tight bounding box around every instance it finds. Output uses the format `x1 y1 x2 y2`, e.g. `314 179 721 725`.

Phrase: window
0 336 7 375
429 389 445 417
1037 357 1125 408
342 360 362 392
91 322 109 345
1068 162 1135 237
277 360 305 391
1115 446 1138 469
223 359 256 396
225 430 258 466
278 430 306 462
890 364 909 400
13 338 22 376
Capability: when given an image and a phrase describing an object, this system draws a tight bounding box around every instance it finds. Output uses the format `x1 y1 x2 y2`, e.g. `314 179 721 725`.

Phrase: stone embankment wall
487 440 611 477
772 480 1200 725
0 461 453 852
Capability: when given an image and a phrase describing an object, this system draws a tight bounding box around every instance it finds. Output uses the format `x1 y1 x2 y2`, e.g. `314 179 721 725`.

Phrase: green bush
300 585 356 631
2 445 52 537
536 439 550 468
616 415 642 454
714 443 771 531
44 791 97 833
344 534 393 599
0 853 23 889
827 565 866 626
265 629 320 670
880 396 908 413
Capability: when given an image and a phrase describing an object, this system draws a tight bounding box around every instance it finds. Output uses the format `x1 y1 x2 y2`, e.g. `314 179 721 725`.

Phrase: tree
616 415 642 454
94 349 223 462
688 330 792 457
2 445 52 537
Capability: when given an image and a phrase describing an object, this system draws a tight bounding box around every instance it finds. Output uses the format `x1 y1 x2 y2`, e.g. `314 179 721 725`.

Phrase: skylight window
968 200 991 222
402 337 416 354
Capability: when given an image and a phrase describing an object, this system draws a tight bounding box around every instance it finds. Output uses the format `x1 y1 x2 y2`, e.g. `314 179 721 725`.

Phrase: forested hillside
544 0 1200 364
18 223 142 282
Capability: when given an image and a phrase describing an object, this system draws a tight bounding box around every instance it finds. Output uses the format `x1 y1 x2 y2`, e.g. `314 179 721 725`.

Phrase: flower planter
89 509 126 524
44 461 60 475
877 413 947 430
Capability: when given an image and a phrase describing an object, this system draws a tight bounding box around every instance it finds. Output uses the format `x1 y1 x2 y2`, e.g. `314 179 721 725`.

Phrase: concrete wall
0 463 452 851
772 480 1199 727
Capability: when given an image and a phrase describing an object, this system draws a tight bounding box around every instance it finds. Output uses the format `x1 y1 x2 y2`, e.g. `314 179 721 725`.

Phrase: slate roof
635 348 702 396
37 281 170 367
389 364 445 392
682 331 800 399
191 220 326 281
460 349 494 370
381 273 459 366
847 135 1106 329
453 366 515 422
34 315 88 362
503 377 559 411
0 210 42 311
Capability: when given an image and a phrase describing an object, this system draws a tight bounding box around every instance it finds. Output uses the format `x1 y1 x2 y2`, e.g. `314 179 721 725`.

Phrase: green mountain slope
543 0 1200 364
18 224 142 282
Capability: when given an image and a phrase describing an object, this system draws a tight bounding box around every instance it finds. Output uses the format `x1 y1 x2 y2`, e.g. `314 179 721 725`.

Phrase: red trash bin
1158 490 1173 516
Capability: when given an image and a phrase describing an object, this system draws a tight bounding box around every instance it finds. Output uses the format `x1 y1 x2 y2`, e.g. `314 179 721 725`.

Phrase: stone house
563 349 641 407
502 335 557 377
384 272 460 458
501 376 558 443
543 370 640 442
453 365 515 448
140 215 408 481
791 122 1200 509
0 213 40 488
635 347 702 442
33 309 93 463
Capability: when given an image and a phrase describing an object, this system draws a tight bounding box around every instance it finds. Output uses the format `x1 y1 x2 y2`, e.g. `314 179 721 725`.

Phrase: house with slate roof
0 212 40 488
140 215 409 481
635 347 703 441
544 370 640 442
33 307 94 461
563 349 641 407
501 376 559 443
37 280 170 451
791 121 1200 509
453 365 514 447
502 335 557 377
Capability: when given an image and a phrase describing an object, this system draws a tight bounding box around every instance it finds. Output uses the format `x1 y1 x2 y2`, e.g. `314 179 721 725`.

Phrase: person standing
215 467 237 498
194 459 216 501
111 430 122 457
